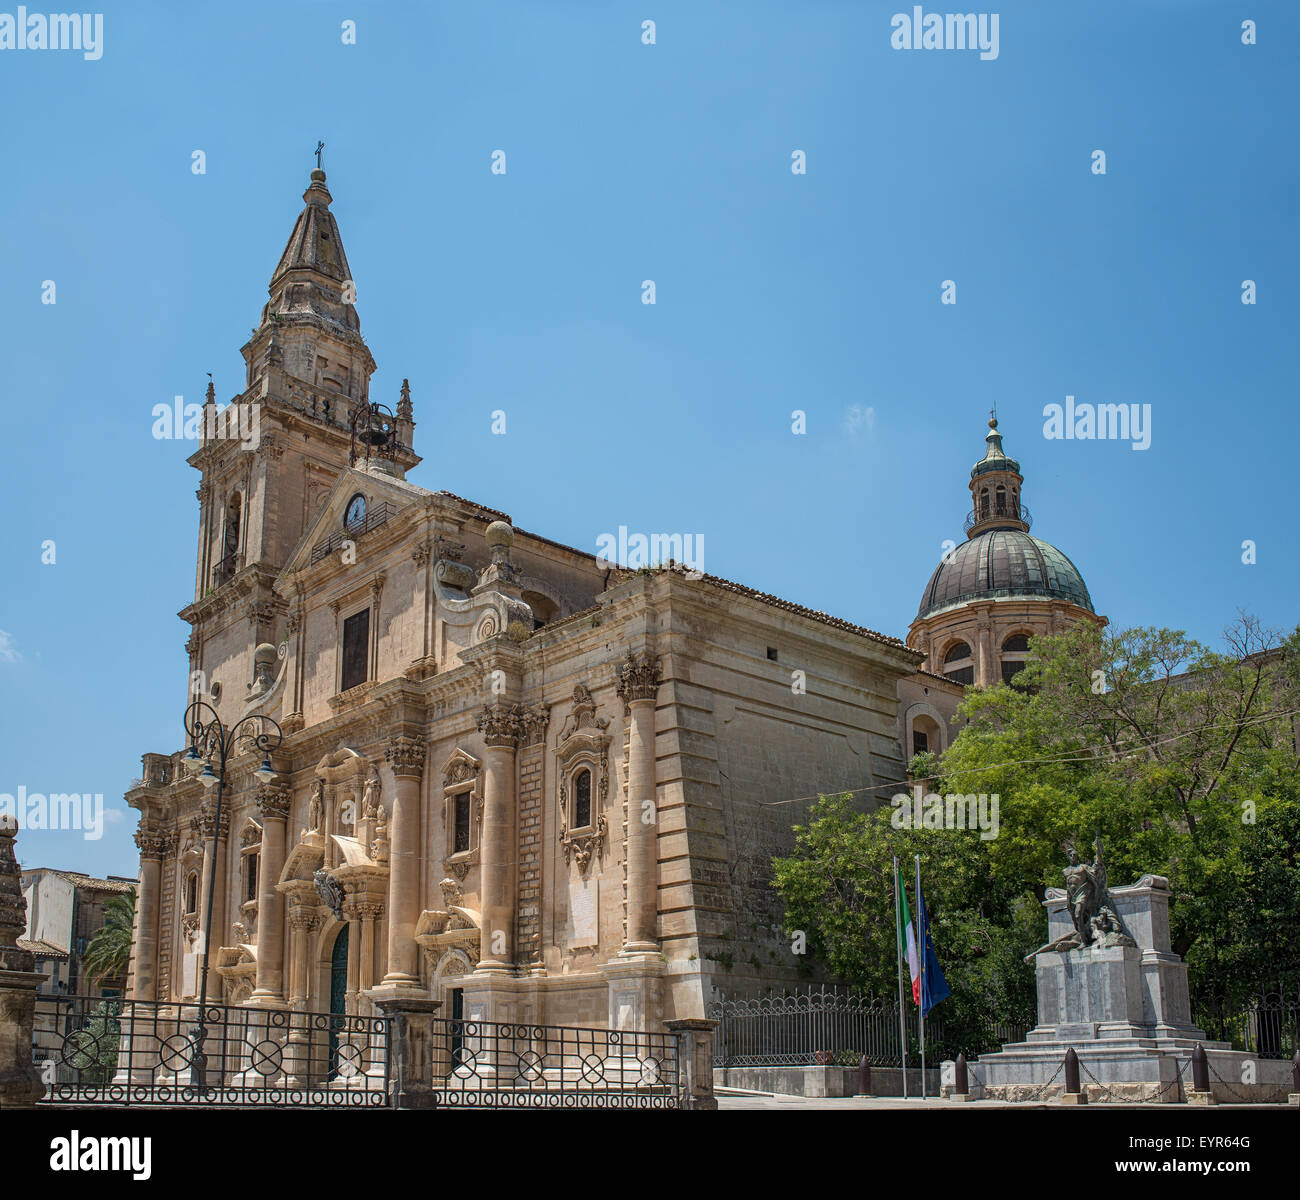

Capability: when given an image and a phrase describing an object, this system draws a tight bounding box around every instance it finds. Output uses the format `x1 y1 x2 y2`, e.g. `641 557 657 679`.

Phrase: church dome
915 529 1094 620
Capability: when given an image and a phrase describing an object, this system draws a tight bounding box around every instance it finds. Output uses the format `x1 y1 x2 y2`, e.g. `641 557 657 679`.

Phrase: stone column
286 902 319 1008
476 704 522 971
250 782 291 1004
358 902 381 994
618 652 662 953
0 816 44 1108
131 823 169 1001
344 900 361 1014
195 799 230 1000
380 734 426 990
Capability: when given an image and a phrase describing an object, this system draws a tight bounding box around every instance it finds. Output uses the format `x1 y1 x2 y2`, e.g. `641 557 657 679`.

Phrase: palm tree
83 890 135 989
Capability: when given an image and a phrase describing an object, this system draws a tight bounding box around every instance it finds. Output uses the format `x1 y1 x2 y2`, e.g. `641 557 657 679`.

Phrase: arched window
995 484 1006 515
185 873 198 916
1001 633 1032 687
979 489 989 519
942 642 974 686
573 768 592 829
223 493 241 559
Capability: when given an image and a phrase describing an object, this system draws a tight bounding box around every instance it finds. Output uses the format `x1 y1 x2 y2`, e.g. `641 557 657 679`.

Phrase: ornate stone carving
559 814 607 874
307 780 324 833
520 703 551 747
616 651 661 712
256 782 291 821
439 876 464 910
313 869 345 921
477 703 524 749
193 802 231 841
386 733 426 778
557 684 608 741
412 541 433 568
134 824 170 860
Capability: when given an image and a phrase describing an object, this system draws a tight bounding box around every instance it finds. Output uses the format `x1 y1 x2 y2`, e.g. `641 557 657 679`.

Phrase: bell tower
182 160 420 717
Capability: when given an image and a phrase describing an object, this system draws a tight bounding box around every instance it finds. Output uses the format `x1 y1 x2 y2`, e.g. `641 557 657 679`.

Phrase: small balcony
211 552 241 589
310 501 395 565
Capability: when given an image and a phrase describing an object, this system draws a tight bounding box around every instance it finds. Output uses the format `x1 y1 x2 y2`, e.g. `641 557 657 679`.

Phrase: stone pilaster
250 782 291 1004
380 733 426 990
617 652 661 953
516 706 549 973
476 703 523 972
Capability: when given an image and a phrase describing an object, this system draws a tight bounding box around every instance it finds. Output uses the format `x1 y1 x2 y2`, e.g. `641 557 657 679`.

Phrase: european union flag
916 877 951 1018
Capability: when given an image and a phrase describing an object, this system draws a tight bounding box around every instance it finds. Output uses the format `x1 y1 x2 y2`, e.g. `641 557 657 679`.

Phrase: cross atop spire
315 140 325 170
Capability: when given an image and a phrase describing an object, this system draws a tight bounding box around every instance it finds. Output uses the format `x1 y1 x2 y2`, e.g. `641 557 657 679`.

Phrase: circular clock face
344 493 367 528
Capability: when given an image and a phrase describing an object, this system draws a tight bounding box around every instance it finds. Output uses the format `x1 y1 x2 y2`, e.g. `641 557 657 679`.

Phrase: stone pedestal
0 816 47 1108
371 995 442 1108
972 875 1294 1103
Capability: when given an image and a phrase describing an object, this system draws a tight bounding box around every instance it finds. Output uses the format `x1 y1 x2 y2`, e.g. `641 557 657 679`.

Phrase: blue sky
1 0 1296 878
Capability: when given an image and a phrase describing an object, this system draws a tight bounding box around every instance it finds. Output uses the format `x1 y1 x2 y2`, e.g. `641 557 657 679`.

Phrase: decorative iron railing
1194 994 1300 1060
708 986 1026 1068
964 501 1032 534
310 501 396 565
210 552 240 589
33 995 390 1107
425 1017 681 1108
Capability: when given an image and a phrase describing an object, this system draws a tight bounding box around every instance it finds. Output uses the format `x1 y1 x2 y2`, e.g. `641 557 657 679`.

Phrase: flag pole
916 853 925 1100
893 856 908 1100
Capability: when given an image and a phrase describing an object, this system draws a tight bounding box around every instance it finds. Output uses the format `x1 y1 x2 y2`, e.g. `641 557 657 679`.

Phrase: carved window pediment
441 747 483 874
556 684 611 874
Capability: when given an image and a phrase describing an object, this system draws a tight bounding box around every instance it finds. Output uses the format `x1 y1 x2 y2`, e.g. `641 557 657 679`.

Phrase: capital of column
616 651 661 713
288 907 322 933
519 704 550 747
386 733 427 779
256 781 292 821
193 802 230 841
477 703 524 750
343 899 384 923
134 824 174 860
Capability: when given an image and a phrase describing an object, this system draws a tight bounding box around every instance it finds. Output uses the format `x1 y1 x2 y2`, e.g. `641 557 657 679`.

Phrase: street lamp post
181 700 282 1089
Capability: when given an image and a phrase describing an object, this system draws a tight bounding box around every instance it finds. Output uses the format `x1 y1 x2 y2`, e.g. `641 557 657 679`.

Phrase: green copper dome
916 529 1094 620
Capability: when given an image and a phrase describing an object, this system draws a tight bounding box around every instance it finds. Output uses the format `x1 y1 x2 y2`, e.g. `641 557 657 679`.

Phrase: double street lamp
180 699 282 1088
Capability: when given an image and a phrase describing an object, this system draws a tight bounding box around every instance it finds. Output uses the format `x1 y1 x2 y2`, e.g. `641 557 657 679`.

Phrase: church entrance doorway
327 923 349 1080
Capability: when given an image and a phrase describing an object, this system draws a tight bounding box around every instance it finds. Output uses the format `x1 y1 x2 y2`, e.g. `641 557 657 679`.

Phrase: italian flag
897 864 921 1006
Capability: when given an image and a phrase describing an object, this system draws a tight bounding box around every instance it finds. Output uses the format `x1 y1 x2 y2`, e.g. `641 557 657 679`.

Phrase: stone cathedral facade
123 167 927 1032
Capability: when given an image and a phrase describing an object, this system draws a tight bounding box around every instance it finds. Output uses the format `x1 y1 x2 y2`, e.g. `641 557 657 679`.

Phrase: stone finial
396 378 413 421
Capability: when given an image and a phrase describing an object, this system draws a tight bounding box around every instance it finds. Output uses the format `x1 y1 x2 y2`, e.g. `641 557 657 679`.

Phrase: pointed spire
270 167 353 289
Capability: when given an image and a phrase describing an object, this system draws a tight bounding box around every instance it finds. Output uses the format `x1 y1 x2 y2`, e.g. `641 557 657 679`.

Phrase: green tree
83 889 135 988
772 617 1300 1032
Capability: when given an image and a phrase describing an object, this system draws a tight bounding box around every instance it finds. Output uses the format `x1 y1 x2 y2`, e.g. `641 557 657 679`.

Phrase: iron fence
1195 994 1300 1060
33 994 390 1107
425 1017 681 1108
708 986 1027 1067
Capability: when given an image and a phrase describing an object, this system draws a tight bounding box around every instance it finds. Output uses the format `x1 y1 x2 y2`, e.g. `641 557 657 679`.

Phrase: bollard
857 1054 871 1097
954 1052 968 1096
1060 1047 1087 1106
1191 1044 1209 1093
1187 1042 1216 1105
